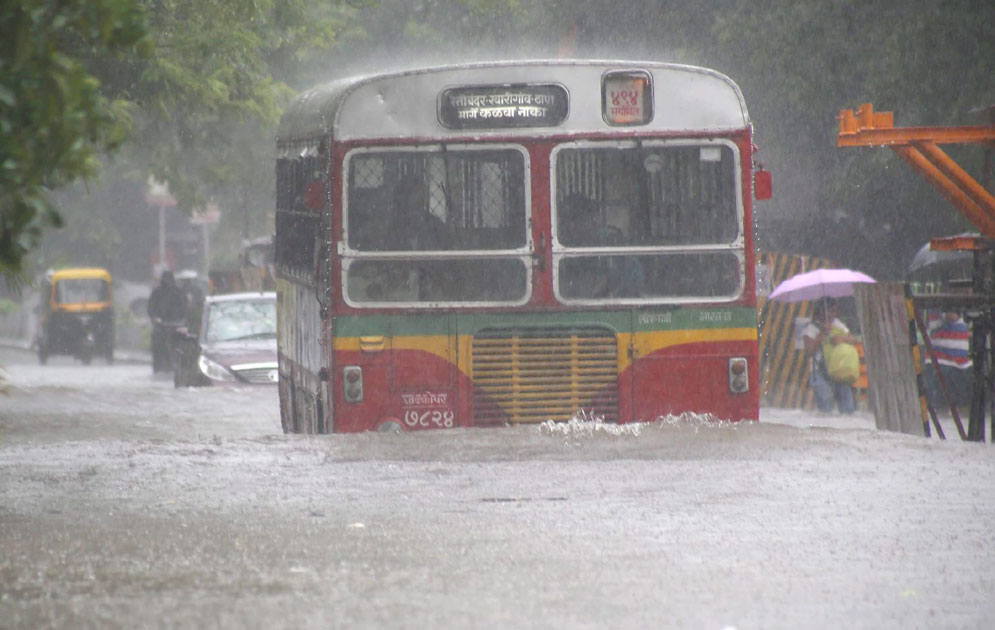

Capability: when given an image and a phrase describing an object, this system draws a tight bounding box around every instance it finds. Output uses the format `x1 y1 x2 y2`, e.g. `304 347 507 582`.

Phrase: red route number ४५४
607 87 643 120
403 409 455 428
610 90 640 107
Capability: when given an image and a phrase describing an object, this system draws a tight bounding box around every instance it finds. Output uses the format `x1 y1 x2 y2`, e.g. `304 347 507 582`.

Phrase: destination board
438 84 569 129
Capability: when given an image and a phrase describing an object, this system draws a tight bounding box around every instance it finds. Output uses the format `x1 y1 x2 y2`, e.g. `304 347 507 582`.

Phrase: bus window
342 145 530 306
275 150 324 281
345 146 527 253
345 258 528 304
553 140 742 303
559 251 742 300
554 141 740 247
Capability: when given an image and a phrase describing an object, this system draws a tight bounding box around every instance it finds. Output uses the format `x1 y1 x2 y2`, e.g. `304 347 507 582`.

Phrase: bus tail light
729 357 749 393
343 366 364 402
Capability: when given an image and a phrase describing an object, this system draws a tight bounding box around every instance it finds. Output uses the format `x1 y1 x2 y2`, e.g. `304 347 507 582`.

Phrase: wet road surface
1 347 994 629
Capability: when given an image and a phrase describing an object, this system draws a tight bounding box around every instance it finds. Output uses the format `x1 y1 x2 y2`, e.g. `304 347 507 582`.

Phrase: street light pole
158 205 166 273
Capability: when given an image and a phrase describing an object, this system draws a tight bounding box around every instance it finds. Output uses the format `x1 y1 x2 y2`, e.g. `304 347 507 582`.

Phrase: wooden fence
854 282 925 435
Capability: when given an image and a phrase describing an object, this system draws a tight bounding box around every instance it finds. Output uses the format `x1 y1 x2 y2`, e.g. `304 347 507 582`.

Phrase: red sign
603 71 653 126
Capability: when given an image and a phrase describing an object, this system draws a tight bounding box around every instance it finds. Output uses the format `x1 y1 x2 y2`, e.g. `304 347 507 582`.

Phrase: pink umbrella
768 268 876 302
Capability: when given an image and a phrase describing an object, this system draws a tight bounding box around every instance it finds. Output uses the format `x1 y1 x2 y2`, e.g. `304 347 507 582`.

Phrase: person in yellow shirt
803 299 859 413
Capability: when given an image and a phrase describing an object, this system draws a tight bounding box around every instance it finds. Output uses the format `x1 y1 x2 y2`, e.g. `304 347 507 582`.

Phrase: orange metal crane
837 103 995 236
838 104 995 442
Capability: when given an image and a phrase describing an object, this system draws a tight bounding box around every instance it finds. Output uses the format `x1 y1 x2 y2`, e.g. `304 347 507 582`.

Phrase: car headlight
198 354 236 382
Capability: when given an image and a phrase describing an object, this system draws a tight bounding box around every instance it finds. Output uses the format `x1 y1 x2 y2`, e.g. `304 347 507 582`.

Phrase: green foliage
0 0 149 275
120 0 341 211
3 0 344 278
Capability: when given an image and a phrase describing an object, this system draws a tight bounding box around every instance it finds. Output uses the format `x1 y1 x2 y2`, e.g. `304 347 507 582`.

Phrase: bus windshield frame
551 138 745 306
341 143 533 308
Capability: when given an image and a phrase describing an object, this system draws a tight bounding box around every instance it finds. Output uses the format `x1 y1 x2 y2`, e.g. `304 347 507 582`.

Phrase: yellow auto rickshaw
36 268 114 364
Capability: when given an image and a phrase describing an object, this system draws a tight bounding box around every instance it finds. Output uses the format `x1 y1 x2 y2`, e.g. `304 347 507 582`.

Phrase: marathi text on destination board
439 84 568 129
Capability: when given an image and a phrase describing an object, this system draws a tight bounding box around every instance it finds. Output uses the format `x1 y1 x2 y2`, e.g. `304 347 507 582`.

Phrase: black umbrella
908 233 976 273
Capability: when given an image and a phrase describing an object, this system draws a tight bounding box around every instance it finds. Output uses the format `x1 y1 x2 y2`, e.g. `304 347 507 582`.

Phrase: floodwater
1 347 993 629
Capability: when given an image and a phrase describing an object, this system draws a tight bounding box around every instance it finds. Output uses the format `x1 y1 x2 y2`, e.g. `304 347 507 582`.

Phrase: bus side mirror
754 170 772 200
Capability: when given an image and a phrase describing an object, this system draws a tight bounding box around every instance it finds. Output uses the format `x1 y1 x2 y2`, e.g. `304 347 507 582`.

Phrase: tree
3 0 345 279
0 0 148 276
117 1 339 207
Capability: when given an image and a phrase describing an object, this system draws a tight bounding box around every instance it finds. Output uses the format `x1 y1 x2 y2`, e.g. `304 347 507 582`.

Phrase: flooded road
2 346 993 629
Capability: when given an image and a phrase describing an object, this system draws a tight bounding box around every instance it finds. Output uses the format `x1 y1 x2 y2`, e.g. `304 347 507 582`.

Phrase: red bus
274 61 769 433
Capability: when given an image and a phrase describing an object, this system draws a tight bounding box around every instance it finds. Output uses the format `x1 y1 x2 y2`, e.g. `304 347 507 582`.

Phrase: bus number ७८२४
403 409 455 428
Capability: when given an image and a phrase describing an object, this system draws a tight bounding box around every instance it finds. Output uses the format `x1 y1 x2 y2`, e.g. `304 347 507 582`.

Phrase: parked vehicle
36 268 114 365
174 291 277 387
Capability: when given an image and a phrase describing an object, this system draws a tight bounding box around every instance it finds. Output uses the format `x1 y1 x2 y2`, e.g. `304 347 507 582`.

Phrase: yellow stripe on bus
334 327 757 372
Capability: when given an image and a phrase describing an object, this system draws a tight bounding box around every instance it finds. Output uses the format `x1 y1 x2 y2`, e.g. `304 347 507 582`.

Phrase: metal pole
989 323 995 443
202 223 210 278
911 305 956 439
158 205 166 273
967 250 988 441
986 108 995 443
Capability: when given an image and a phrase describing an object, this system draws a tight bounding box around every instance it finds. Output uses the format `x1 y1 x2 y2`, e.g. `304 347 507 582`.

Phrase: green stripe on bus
634 307 757 331
333 307 757 337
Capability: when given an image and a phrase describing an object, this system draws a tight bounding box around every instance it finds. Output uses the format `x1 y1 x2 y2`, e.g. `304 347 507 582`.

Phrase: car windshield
203 298 276 343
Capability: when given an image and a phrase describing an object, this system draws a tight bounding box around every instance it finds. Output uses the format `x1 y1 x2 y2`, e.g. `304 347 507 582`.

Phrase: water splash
651 411 741 432
537 409 742 438
537 410 643 437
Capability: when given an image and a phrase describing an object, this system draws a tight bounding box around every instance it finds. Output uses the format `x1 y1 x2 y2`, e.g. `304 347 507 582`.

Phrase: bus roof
277 60 749 143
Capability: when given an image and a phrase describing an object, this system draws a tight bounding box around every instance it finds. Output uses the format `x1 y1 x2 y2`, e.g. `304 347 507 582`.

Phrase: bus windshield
343 145 529 305
553 141 742 302
554 141 739 247
345 146 527 252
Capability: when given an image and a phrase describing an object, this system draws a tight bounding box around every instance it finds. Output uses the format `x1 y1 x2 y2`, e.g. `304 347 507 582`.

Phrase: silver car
175 292 277 386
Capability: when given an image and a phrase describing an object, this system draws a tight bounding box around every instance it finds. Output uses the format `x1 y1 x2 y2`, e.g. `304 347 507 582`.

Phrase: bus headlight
198 354 236 382
729 357 749 393
343 365 364 402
